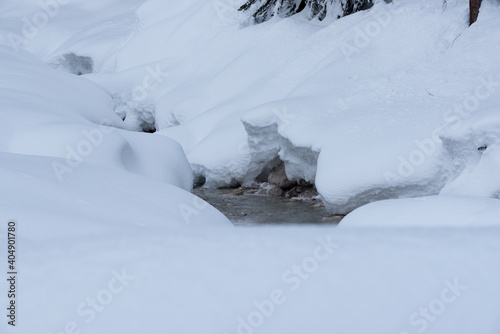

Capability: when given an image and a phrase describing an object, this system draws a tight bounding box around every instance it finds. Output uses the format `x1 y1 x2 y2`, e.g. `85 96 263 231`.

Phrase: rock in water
267 162 296 189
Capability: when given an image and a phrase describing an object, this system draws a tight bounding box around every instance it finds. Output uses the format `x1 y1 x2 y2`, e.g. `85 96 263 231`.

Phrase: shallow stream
194 188 343 226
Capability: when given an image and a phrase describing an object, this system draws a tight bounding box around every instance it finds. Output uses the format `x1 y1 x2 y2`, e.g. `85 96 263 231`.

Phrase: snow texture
0 1 500 333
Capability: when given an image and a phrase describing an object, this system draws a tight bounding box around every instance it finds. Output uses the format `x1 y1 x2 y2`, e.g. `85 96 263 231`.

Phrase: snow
3 0 497 213
12 0 493 213
239 0 500 213
0 0 500 333
0 151 229 232
340 195 500 227
440 106 500 198
0 0 143 70
2 195 500 334
0 45 194 191
1 153 500 334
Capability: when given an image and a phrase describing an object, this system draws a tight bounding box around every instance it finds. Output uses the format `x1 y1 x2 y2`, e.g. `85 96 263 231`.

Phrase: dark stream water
194 188 343 226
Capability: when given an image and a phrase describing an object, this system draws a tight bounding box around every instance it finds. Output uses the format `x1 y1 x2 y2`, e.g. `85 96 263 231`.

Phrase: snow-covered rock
340 195 500 227
3 0 500 212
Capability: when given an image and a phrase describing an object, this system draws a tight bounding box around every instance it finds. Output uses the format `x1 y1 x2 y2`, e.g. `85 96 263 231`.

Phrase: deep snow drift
340 195 500 227
0 1 500 333
0 45 194 191
3 0 497 213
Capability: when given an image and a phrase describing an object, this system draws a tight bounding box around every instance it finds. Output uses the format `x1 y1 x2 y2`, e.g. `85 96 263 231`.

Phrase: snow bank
0 151 229 232
2 194 500 334
0 46 194 190
440 106 500 198
0 151 498 334
240 0 500 213
0 0 144 70
0 2 500 334
153 0 500 212
3 0 500 211
340 195 500 227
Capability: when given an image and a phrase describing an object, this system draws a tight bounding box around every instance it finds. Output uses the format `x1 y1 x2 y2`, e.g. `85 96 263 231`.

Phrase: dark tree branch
239 0 373 23
469 0 482 25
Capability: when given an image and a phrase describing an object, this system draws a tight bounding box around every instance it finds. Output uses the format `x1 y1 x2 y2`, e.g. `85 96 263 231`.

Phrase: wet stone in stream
193 187 343 226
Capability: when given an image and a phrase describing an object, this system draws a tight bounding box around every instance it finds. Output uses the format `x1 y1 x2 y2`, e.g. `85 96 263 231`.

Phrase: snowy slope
0 154 498 334
6 0 496 212
440 106 500 198
0 151 229 231
340 195 500 227
0 45 194 190
1 206 500 334
0 1 499 334
0 0 144 70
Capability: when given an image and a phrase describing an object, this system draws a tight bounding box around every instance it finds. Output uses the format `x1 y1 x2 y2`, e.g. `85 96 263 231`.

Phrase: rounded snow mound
0 45 193 191
340 195 500 228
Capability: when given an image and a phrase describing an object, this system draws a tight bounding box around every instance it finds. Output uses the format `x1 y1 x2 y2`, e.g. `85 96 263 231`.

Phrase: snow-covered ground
341 195 500 227
3 217 500 334
2 0 499 212
0 0 499 333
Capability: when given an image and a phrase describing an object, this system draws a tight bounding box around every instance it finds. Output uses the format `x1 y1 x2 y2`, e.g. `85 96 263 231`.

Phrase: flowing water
194 188 343 226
